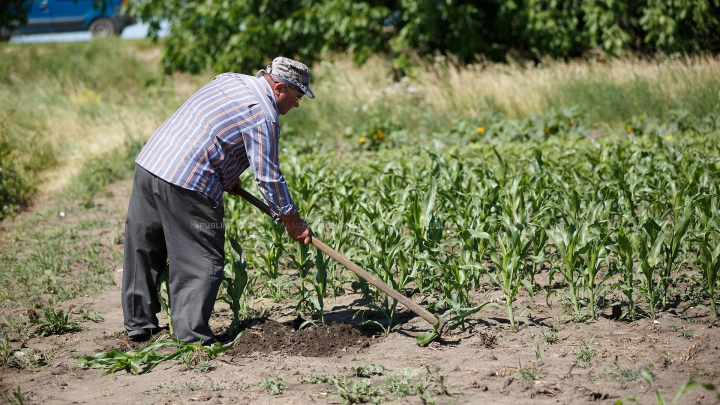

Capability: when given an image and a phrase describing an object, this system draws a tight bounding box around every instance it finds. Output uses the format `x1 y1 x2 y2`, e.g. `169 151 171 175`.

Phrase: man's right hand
280 213 312 245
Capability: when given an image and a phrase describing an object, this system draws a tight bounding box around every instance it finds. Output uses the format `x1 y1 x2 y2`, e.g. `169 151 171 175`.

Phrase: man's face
273 83 304 115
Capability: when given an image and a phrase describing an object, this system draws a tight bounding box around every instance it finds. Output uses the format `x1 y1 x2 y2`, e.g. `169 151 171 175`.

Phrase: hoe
237 188 450 342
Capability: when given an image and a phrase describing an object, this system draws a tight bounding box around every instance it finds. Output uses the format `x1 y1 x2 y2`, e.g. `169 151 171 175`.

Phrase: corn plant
287 242 315 317
250 217 288 301
580 222 613 319
222 237 248 339
349 201 417 332
488 220 533 331
547 219 587 319
416 300 490 346
610 230 637 320
76 339 231 375
311 249 328 324
634 219 665 319
157 265 173 335
660 209 693 308
697 231 720 319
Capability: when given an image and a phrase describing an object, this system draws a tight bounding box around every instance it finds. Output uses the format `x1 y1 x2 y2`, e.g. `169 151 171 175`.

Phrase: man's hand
280 213 312 245
225 181 243 196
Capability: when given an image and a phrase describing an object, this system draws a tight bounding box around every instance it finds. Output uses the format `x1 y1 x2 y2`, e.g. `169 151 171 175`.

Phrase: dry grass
293 53 720 134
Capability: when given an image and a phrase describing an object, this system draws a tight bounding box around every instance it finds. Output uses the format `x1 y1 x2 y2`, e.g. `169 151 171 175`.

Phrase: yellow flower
664 134 674 141
545 127 551 134
71 88 102 106
626 126 633 133
358 136 367 144
377 130 384 139
477 126 485 135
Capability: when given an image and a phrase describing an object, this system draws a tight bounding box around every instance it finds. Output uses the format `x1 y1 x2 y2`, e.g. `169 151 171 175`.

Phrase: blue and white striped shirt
136 73 297 217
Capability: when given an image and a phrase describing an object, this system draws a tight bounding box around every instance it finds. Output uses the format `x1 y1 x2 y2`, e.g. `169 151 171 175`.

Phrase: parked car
2 0 134 39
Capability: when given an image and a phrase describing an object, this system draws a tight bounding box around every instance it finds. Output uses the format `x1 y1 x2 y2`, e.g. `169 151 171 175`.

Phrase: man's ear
272 82 284 97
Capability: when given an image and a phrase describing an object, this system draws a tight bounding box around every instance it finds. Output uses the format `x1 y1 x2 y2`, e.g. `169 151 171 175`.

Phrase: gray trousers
122 164 225 344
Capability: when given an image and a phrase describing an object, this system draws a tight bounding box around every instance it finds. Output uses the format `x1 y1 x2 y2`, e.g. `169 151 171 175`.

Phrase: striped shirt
136 73 297 217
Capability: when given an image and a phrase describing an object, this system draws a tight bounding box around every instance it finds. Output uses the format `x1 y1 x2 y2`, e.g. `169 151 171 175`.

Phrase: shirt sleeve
243 121 297 218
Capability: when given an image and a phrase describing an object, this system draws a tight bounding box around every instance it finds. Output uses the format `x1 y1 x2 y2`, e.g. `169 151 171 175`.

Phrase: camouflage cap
265 56 315 99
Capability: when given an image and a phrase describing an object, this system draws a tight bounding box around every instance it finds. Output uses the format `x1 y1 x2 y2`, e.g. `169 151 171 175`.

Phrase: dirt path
1 180 719 405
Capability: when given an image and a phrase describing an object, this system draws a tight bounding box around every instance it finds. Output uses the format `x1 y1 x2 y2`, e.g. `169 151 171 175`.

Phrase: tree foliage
124 0 720 74
0 0 29 33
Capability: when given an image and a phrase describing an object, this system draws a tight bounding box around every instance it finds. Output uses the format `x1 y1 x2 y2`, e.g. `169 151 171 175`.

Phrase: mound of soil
228 319 372 357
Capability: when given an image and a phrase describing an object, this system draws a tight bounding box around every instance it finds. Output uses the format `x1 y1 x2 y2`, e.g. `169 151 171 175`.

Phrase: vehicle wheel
89 18 119 38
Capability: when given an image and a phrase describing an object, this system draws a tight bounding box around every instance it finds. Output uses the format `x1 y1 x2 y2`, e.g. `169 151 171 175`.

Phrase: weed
590 362 640 382
0 315 30 342
615 369 719 404
73 309 104 323
298 374 340 384
517 357 542 384
30 307 82 337
333 378 383 404
576 335 598 367
350 364 387 378
681 328 694 340
383 368 426 397
541 324 559 344
258 377 286 395
663 351 675 367
0 386 32 405
0 338 10 366
144 380 235 395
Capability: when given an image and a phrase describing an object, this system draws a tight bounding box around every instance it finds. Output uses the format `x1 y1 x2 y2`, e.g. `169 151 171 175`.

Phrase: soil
227 319 373 359
1 177 719 405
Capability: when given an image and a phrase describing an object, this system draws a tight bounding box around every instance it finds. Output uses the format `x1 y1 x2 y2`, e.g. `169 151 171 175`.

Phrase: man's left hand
225 181 243 196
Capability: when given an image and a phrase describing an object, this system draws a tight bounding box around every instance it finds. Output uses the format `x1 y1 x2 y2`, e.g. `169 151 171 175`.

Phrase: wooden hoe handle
236 188 443 330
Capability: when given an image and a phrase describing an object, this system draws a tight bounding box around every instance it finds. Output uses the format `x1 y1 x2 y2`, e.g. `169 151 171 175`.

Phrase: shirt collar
257 76 280 117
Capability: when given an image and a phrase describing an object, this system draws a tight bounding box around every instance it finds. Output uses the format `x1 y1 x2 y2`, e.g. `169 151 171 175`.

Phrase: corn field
221 109 720 334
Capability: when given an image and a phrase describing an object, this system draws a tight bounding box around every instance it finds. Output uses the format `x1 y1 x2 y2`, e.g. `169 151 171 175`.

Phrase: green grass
0 214 118 309
64 137 145 205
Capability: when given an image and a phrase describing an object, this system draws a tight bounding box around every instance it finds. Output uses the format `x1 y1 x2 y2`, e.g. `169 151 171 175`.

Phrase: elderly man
122 57 313 344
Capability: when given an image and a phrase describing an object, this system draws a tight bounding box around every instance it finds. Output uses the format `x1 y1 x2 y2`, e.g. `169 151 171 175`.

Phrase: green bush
126 0 720 74
0 111 56 219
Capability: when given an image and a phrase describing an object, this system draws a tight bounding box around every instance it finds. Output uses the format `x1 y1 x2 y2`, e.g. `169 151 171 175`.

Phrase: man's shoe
127 327 162 341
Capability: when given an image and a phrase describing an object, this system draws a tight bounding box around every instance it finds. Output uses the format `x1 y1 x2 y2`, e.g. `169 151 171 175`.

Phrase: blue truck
2 0 134 39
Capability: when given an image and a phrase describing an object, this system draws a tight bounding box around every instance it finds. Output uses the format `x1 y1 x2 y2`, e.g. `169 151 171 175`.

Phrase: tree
1 0 30 35
124 0 720 74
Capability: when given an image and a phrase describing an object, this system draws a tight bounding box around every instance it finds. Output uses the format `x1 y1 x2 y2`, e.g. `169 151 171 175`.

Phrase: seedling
681 328 694 340
541 324 559 344
0 386 33 405
298 374 340 384
350 363 387 378
517 357 542 384
576 335 598 367
614 369 719 404
258 378 286 395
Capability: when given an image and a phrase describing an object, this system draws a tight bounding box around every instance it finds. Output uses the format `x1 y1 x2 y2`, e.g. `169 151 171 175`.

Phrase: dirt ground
1 178 719 405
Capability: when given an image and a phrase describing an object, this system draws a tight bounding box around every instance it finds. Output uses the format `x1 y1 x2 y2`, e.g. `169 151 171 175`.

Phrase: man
122 57 313 344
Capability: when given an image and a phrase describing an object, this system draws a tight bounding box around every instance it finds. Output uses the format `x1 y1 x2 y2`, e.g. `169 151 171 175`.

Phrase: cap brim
275 75 315 99
302 86 315 99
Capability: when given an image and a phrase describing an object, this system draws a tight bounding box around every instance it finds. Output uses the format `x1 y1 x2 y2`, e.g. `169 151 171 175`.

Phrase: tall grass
0 38 201 203
285 54 720 139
